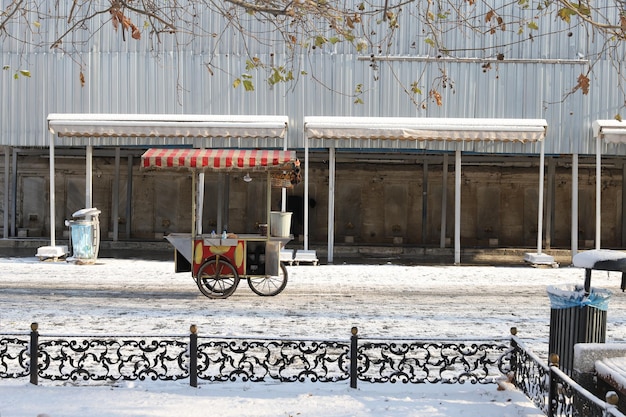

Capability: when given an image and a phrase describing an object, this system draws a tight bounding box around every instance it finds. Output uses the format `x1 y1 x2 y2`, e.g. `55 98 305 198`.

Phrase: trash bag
546 284 612 311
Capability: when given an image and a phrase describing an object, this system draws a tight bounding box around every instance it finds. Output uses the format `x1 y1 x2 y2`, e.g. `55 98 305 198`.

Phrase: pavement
0 237 576 266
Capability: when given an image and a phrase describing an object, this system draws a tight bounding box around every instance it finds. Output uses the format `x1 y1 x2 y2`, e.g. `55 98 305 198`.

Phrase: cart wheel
247 262 288 296
196 257 240 299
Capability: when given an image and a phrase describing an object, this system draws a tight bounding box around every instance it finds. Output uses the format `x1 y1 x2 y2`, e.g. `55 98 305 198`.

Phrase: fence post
29 322 39 385
547 353 559 417
606 391 619 413
350 326 358 389
509 327 518 377
190 324 198 388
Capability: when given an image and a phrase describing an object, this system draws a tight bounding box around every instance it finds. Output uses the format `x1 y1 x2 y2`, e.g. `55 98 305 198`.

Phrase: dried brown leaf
429 89 443 106
576 73 590 95
346 16 354 29
131 24 141 40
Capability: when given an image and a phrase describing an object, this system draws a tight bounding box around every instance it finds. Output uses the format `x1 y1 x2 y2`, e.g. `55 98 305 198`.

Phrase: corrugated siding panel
1 2 625 154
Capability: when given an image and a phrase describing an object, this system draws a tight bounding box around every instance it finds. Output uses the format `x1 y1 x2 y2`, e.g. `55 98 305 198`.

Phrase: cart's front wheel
247 262 288 296
196 257 240 299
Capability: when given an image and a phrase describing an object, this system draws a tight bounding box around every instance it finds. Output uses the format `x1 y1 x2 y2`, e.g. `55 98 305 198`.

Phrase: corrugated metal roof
1 2 625 155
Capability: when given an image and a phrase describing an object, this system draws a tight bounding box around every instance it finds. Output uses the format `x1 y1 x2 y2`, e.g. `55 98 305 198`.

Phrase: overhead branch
50 8 112 48
115 0 178 32
0 0 24 33
557 0 623 31
224 0 294 16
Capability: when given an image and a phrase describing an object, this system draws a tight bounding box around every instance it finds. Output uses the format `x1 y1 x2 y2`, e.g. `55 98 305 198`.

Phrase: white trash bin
65 208 101 264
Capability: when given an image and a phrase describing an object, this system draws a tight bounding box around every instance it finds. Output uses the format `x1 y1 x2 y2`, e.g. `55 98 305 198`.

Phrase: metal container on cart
65 208 101 264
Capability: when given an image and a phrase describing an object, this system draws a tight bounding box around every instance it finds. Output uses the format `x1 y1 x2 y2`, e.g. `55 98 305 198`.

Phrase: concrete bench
596 356 626 397
573 249 626 293
573 343 626 408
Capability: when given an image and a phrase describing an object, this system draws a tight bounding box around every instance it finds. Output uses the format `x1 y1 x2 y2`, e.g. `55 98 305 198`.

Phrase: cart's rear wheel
196 257 240 299
247 261 288 296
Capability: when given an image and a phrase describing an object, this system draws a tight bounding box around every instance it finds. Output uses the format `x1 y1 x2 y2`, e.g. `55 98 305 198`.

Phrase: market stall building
2 3 626 264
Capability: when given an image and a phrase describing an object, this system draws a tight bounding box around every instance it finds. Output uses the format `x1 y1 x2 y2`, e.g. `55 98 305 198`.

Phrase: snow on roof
593 120 626 143
304 117 548 142
47 114 289 140
573 249 626 269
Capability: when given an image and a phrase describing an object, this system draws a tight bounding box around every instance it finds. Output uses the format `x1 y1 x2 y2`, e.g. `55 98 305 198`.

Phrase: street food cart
141 148 301 299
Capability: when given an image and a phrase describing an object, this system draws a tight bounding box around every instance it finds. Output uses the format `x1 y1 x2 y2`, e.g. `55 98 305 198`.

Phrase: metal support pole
266 171 271 229
327 147 336 264
29 323 39 385
3 147 9 238
49 137 56 246
197 172 205 235
304 135 310 251
217 173 224 233
537 139 546 255
350 327 358 389
454 149 461 264
572 154 579 258
86 145 93 209
596 138 601 250
422 160 428 244
223 174 230 231
11 150 17 237
440 154 448 248
126 156 133 238
192 173 197 239
282 139 288 212
623 163 626 247
112 148 120 241
189 325 198 388
545 157 555 250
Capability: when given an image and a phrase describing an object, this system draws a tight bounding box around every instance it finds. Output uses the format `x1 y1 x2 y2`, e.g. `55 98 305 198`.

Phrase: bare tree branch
0 0 24 34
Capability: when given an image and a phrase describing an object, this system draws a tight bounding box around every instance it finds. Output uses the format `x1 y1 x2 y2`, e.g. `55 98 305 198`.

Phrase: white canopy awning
591 119 626 250
302 116 550 265
592 120 626 144
47 114 288 141
304 117 547 142
39 113 290 259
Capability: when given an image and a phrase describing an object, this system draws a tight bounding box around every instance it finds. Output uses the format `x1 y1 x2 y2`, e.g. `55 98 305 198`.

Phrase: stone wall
1 152 624 249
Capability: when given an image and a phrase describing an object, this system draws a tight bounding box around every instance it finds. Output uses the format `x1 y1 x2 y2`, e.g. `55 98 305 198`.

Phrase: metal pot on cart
141 148 301 299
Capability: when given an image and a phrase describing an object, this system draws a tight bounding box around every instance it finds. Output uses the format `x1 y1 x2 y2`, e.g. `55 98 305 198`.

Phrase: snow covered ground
2 255 626 416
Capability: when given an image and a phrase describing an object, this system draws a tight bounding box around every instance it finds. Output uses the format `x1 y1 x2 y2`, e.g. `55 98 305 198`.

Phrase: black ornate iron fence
3 322 626 417
1 323 510 388
0 335 29 379
509 331 626 417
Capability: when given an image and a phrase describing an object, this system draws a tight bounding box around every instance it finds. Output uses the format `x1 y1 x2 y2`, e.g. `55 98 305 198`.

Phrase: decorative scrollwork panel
38 337 189 382
196 339 350 383
357 341 509 384
509 345 549 414
0 337 30 378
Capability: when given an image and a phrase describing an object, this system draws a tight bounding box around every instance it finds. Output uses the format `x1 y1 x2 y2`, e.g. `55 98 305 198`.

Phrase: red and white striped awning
141 148 297 170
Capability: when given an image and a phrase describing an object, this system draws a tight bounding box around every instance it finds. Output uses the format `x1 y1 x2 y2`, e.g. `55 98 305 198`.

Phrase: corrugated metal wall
1 2 625 154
